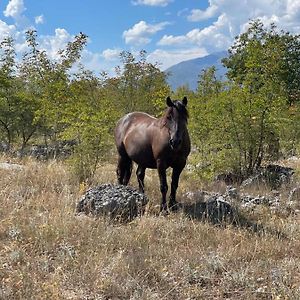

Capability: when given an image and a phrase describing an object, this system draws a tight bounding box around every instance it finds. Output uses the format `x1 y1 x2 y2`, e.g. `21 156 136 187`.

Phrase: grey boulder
76 183 149 222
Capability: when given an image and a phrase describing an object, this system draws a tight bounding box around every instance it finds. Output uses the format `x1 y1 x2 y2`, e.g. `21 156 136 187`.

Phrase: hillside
165 51 228 91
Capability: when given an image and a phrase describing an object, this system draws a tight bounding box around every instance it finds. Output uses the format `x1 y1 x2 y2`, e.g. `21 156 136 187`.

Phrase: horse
114 96 191 212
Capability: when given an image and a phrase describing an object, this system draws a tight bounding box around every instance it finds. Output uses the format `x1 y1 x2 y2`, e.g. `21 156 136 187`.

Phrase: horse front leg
169 162 185 211
157 159 168 212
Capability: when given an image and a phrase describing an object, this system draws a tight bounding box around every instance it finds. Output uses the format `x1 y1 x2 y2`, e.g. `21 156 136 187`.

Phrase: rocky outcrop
241 164 294 189
183 192 235 224
76 184 149 222
22 140 77 159
0 140 77 160
185 185 281 212
215 164 294 189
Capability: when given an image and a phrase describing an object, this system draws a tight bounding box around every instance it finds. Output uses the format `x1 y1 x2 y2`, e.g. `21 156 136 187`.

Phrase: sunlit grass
0 156 300 299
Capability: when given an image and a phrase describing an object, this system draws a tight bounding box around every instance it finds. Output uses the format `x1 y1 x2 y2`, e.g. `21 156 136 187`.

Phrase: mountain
165 51 228 91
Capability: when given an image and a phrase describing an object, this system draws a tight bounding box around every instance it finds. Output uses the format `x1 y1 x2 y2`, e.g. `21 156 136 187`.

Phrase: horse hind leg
117 154 132 185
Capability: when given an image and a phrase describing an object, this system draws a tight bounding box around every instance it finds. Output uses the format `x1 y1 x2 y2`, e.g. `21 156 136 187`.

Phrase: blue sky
0 0 300 73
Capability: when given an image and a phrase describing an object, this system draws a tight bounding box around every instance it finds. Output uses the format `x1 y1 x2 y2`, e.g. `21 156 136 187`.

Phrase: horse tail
116 143 132 185
123 159 133 185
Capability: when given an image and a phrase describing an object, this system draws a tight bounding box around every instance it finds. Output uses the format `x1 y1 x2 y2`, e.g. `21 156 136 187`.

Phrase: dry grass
0 156 300 299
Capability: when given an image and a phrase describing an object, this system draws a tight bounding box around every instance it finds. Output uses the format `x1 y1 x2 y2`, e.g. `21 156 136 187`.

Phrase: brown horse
114 96 191 212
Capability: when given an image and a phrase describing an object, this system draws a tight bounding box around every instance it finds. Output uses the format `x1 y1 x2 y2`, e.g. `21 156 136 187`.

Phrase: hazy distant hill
165 51 228 91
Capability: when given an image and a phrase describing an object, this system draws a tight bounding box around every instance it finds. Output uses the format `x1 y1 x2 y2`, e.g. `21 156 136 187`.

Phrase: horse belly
125 138 156 168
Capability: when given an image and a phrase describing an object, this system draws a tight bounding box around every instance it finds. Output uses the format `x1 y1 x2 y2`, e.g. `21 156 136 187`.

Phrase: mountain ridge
165 51 228 91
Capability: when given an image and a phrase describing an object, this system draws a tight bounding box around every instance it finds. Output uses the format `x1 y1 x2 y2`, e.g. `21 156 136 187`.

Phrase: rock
288 187 300 202
215 172 243 185
76 183 149 222
205 196 235 224
0 142 10 152
184 190 210 202
241 164 294 189
183 194 235 224
239 193 280 210
225 185 239 199
0 162 24 171
15 140 77 160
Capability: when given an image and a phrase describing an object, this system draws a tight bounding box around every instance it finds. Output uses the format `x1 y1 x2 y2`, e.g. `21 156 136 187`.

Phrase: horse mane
160 107 172 128
173 100 189 121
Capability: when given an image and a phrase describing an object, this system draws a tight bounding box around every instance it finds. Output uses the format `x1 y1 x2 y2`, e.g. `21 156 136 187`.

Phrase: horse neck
159 107 172 128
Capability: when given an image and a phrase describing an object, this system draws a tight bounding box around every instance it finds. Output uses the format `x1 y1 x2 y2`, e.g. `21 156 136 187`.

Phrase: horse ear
182 96 188 106
166 96 173 107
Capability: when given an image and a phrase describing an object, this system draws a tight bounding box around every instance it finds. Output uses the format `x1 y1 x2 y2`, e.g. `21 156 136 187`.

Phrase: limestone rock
76 183 149 222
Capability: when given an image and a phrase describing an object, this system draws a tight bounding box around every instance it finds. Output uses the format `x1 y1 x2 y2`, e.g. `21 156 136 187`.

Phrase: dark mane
160 107 172 128
173 100 189 121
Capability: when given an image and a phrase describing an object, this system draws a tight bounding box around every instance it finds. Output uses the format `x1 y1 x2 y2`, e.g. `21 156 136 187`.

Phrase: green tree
0 36 40 150
64 68 116 182
115 50 170 115
0 36 17 147
222 20 300 170
222 19 300 104
190 20 300 178
19 30 88 144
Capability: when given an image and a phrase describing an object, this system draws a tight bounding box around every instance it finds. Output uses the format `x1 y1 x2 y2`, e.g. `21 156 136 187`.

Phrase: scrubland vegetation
1 19 300 299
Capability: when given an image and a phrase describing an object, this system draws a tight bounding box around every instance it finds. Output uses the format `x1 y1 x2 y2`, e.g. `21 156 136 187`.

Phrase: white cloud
147 47 208 70
162 0 300 55
0 20 16 40
2 0 300 76
123 20 169 46
157 14 232 52
39 28 72 60
157 34 188 46
35 15 44 25
101 48 121 61
131 0 172 7
80 50 108 74
3 0 25 19
3 0 30 29
187 5 218 21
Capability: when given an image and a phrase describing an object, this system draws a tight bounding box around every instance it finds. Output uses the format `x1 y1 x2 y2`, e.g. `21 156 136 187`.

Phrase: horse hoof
160 204 169 215
159 210 169 216
169 202 182 212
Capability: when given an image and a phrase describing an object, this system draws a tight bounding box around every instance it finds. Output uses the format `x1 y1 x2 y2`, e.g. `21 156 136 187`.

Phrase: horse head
165 96 189 151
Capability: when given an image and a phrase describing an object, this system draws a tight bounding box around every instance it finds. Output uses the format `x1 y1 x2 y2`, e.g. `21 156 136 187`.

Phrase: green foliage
190 20 300 178
114 50 171 116
1 19 300 184
0 36 39 149
222 19 300 104
64 69 116 183
19 30 88 143
0 36 18 146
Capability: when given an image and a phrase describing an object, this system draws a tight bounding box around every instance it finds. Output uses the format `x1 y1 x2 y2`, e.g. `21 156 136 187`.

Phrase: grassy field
0 156 300 299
